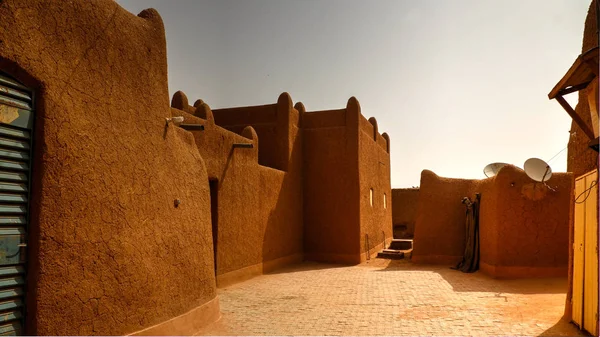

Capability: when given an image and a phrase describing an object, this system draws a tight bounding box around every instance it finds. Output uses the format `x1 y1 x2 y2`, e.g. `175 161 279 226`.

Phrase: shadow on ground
264 260 349 275
538 318 589 336
372 259 568 294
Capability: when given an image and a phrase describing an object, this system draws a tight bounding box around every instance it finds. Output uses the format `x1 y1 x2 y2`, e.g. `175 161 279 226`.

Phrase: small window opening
370 188 373 206
384 193 387 209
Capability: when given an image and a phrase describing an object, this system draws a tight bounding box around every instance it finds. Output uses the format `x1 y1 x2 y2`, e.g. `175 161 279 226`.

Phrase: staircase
377 239 413 260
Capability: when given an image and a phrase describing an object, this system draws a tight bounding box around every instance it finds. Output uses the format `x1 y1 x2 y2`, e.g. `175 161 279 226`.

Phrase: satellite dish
524 158 552 182
483 162 508 178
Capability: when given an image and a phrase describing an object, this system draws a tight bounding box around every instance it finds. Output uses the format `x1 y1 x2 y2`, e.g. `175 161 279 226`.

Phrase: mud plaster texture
0 1 217 335
567 0 598 177
391 188 419 238
170 93 304 282
412 166 573 279
171 93 392 269
300 99 392 264
1 0 393 334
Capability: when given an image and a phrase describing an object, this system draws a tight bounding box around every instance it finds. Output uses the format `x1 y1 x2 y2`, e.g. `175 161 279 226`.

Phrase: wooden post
555 95 595 140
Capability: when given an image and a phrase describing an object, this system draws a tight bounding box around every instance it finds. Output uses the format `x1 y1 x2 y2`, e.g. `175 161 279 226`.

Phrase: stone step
377 248 412 260
389 239 413 251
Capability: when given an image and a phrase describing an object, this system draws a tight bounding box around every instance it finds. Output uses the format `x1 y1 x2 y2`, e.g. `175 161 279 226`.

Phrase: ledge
216 253 303 288
128 296 220 336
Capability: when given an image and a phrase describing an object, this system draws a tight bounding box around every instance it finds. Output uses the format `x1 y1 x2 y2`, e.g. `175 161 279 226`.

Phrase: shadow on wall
391 188 420 239
262 119 303 269
170 91 305 287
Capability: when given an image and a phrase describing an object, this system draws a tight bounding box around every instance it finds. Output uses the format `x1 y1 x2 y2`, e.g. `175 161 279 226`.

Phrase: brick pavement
197 259 586 336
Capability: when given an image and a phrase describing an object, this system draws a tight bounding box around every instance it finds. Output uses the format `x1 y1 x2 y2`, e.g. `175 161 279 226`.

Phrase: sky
118 0 591 188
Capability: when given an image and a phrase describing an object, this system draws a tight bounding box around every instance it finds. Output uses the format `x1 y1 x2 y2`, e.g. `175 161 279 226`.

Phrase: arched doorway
0 71 35 335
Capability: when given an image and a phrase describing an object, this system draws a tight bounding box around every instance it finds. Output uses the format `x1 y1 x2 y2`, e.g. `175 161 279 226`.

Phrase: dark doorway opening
209 180 218 276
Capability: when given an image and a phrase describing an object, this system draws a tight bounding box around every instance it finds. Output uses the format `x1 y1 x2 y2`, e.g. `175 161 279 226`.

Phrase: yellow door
583 171 598 336
573 176 586 327
573 169 598 336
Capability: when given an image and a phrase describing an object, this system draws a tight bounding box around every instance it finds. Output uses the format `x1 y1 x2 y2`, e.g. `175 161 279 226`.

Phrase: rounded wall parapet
194 103 215 125
241 125 259 162
171 91 189 111
277 92 293 110
345 97 361 129
294 102 305 128
382 132 390 153
368 117 379 141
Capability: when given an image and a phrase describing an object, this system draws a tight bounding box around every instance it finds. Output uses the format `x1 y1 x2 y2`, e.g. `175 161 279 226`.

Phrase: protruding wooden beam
557 82 592 97
555 95 595 140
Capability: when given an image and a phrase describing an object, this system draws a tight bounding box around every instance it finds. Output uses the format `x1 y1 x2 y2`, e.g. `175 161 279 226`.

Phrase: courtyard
198 259 586 336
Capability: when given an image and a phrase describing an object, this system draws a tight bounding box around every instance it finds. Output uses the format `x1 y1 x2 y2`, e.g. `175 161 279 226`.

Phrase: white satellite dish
524 158 552 182
483 162 508 178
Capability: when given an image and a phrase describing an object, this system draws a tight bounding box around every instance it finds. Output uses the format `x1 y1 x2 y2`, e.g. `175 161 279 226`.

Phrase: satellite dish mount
524 158 556 191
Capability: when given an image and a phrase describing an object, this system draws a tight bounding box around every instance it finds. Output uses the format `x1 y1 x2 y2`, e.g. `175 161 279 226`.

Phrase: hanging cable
575 180 598 204
546 146 568 164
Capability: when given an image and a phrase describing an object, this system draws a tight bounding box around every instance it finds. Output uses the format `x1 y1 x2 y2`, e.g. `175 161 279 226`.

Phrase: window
384 193 387 209
369 188 373 206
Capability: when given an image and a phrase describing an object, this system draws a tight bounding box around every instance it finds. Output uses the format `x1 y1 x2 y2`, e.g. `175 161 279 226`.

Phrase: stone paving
198 259 587 336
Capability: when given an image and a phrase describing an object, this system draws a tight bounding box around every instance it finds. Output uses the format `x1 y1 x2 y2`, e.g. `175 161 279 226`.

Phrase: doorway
209 180 218 277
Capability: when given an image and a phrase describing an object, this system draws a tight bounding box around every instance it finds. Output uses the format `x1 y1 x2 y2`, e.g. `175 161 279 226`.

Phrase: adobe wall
170 92 304 287
0 1 219 335
413 167 573 278
412 170 477 265
481 166 573 278
209 101 291 171
358 116 392 261
391 188 420 238
567 0 598 177
301 99 362 263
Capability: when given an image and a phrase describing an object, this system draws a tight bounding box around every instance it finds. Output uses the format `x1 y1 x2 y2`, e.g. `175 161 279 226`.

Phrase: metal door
0 72 34 336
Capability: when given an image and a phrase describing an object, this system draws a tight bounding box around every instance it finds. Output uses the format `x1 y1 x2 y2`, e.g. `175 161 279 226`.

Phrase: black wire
575 180 598 204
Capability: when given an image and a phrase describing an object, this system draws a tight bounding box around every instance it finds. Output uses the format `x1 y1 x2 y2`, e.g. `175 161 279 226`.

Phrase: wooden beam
558 82 592 97
555 95 595 140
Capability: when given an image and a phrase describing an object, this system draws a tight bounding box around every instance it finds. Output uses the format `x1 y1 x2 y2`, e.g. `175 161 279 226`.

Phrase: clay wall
0 1 219 335
170 93 304 287
301 98 362 263
209 101 291 171
413 167 573 278
301 98 392 264
567 0 598 177
481 166 573 278
358 117 392 260
391 188 420 238
412 171 477 265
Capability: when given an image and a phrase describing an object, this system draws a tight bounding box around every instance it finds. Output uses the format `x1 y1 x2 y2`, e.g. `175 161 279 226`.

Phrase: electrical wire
546 146 568 164
575 180 598 204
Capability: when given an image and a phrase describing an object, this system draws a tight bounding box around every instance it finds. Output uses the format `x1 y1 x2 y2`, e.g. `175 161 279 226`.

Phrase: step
389 239 413 251
376 248 413 260
376 248 411 260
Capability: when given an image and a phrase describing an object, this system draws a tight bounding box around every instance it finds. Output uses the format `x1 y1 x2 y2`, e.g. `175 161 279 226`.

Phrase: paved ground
198 259 587 336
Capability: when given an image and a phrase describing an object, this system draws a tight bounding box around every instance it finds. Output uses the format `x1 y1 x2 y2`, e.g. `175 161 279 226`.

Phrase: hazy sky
118 0 590 187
